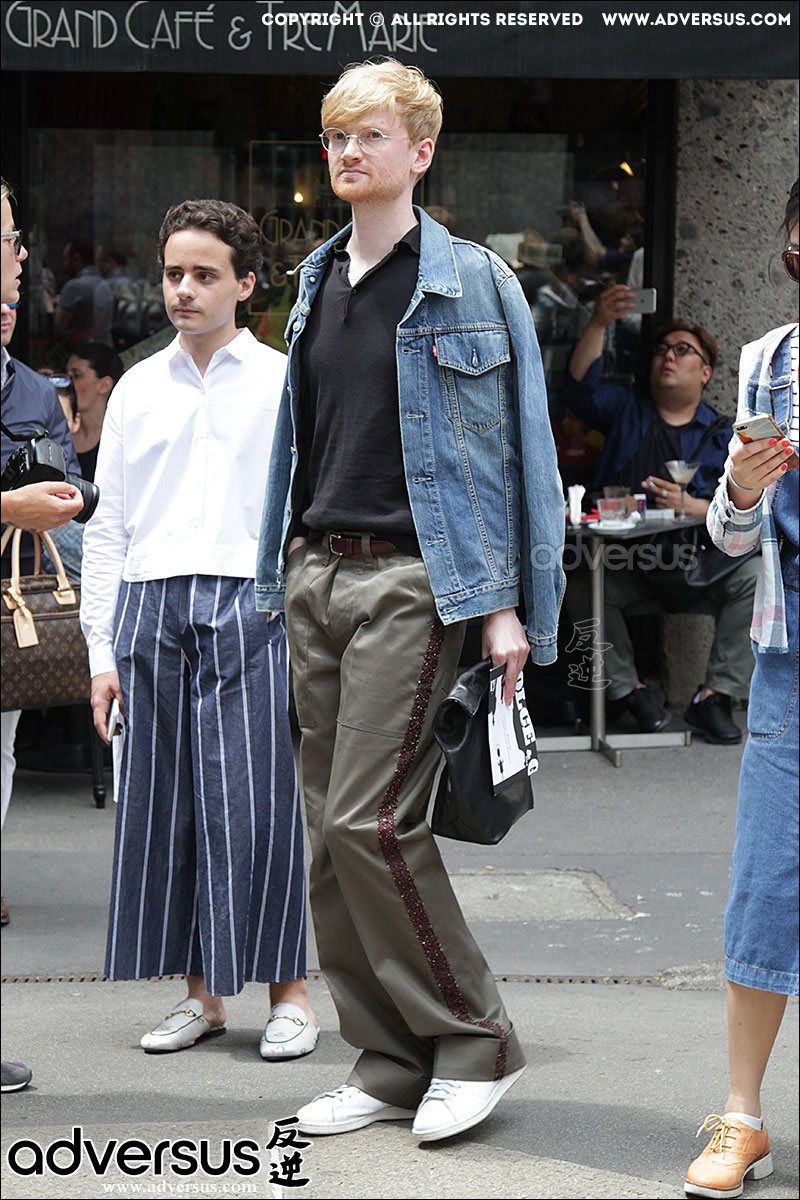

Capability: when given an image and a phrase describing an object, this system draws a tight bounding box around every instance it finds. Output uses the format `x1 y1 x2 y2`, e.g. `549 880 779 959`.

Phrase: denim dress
724 355 799 996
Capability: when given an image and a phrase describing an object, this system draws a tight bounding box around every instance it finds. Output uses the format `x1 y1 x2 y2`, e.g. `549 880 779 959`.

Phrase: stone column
666 79 798 707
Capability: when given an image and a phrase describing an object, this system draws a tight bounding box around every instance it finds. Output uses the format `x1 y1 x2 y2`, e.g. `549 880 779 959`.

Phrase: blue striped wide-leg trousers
105 575 306 996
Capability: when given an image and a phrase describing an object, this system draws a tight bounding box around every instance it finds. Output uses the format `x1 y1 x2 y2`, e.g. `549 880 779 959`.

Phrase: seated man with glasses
562 284 759 742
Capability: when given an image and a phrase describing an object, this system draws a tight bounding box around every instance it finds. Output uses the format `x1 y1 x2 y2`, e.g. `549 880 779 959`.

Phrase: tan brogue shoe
685 1114 772 1198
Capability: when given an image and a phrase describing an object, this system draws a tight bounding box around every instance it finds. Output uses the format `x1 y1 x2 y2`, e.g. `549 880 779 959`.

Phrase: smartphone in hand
628 287 657 314
734 414 799 469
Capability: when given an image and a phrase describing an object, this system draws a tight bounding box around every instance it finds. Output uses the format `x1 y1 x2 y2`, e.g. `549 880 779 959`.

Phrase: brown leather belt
327 533 398 558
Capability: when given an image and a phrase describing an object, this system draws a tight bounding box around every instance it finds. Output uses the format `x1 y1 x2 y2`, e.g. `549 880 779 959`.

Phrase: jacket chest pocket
770 380 791 429
435 329 510 433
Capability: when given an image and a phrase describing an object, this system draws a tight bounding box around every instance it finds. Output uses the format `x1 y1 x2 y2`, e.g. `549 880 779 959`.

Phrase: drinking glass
665 460 699 520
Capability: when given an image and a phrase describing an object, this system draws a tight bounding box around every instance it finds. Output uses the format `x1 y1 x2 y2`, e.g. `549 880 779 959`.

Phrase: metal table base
538 528 695 767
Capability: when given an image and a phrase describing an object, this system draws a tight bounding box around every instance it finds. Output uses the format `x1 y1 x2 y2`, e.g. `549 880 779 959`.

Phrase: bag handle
0 524 42 576
2 527 78 649
1 524 75 601
36 529 77 605
1 529 38 647
691 413 730 461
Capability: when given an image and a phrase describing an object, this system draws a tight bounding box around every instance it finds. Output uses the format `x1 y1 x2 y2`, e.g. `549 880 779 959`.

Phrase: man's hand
568 285 635 383
641 475 710 519
590 284 635 329
91 670 124 744
1 482 82 532
481 608 530 705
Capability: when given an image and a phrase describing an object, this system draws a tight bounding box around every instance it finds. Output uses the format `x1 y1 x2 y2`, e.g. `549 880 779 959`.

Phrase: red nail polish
781 463 788 471
769 439 778 446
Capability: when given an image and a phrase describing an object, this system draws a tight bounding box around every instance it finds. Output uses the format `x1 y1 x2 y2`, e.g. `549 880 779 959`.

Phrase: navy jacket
562 357 732 499
2 355 81 575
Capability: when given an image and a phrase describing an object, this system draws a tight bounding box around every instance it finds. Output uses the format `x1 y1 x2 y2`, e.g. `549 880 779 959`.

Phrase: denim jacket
707 323 795 653
255 207 566 665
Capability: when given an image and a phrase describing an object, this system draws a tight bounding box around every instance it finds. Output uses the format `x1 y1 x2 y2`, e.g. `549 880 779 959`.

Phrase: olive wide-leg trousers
284 542 526 1108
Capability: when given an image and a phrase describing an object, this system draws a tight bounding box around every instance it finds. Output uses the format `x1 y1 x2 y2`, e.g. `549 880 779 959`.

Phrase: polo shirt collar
332 223 421 262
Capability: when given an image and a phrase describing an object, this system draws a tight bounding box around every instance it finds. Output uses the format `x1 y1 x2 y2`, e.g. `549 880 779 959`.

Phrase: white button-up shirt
81 328 286 675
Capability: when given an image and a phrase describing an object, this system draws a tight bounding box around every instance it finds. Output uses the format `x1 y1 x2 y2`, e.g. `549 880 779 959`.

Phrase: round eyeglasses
652 340 709 366
782 246 799 284
320 128 410 154
1 229 24 257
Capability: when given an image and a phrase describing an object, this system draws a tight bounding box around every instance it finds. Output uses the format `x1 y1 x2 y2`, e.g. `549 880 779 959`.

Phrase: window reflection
21 80 648 483
423 134 647 477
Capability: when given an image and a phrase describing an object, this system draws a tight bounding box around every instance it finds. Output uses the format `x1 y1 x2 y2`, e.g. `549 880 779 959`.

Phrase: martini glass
665 459 700 520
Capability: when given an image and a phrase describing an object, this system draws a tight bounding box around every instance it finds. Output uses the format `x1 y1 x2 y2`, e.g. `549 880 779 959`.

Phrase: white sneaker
295 1085 416 1135
412 1066 526 1142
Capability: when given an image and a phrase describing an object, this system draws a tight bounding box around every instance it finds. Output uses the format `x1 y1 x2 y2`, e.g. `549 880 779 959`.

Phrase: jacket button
293 321 302 331
309 275 316 283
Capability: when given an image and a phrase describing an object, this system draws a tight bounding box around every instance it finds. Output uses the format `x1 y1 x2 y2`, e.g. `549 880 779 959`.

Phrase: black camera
1 426 99 523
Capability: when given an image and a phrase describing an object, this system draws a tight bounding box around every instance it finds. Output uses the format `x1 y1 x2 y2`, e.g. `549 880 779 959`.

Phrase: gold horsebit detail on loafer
267 1014 305 1027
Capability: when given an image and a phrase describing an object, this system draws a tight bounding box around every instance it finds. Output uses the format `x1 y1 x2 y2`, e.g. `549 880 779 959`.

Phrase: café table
537 513 707 767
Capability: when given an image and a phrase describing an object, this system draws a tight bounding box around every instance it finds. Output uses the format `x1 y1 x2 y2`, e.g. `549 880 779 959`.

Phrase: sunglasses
782 246 799 284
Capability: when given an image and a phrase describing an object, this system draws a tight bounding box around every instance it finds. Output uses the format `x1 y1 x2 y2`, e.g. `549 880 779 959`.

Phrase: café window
12 72 657 473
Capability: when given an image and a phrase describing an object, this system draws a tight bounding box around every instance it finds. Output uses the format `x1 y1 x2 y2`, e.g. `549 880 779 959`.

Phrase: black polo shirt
296 224 420 554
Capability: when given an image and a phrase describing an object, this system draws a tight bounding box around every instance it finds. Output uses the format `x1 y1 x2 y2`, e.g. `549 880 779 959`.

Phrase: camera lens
65 472 100 524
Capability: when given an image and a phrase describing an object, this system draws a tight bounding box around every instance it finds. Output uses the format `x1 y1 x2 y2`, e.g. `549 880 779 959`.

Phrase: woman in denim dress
685 179 799 1199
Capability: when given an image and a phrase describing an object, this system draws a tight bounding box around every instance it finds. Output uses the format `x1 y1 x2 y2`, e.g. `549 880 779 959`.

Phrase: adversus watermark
565 619 612 691
531 540 698 573
5 1121 311 1187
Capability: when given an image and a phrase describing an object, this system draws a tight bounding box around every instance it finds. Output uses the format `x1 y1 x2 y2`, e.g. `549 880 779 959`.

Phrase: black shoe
683 690 742 744
1 1061 32 1093
626 686 671 733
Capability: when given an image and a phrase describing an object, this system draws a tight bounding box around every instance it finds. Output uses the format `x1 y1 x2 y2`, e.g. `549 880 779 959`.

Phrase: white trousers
1 709 21 828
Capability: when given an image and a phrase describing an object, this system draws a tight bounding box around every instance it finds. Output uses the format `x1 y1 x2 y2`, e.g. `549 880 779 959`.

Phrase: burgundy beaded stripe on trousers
377 615 509 1080
285 544 526 1107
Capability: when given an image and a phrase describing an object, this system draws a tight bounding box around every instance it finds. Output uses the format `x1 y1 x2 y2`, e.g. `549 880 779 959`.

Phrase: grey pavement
2 727 798 1199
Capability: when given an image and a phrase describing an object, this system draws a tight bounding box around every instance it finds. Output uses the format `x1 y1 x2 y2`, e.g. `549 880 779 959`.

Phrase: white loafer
259 1003 319 1060
412 1065 526 1142
296 1085 416 1135
140 1000 226 1053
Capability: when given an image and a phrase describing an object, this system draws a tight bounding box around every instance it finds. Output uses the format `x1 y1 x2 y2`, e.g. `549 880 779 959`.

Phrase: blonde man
257 60 565 1142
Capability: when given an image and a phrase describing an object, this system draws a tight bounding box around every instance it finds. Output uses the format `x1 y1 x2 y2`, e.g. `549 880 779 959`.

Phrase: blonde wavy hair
321 58 443 146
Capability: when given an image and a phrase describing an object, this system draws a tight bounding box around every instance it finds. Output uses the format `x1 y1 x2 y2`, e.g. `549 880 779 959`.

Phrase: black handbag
430 658 534 845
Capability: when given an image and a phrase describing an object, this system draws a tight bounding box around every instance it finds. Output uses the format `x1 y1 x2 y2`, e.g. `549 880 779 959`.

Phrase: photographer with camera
1 185 84 540
1 305 96 542
1 179 87 1095
2 177 89 974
